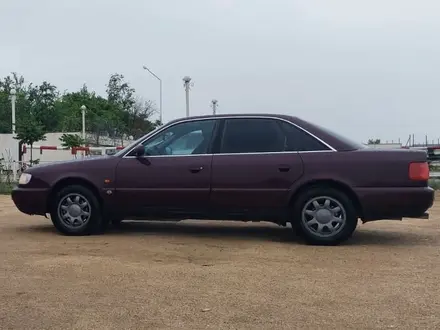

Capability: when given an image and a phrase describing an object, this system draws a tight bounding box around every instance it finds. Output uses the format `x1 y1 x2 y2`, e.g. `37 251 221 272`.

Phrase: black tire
292 186 358 245
50 185 107 236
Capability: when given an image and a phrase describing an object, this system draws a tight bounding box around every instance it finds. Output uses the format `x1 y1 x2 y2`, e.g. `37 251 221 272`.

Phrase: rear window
309 123 365 150
279 121 330 152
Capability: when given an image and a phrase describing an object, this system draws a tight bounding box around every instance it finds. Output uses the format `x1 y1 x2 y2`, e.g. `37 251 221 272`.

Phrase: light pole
183 76 192 117
80 105 86 142
142 65 162 124
10 88 16 134
211 99 218 115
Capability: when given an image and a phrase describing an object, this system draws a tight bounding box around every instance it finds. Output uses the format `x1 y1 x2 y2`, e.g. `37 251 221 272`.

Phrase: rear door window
220 118 285 153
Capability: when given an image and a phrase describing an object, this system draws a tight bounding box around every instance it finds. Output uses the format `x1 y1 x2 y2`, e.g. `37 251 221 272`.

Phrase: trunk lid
352 148 429 187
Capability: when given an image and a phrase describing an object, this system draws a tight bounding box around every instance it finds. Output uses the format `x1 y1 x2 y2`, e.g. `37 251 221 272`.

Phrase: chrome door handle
189 166 204 173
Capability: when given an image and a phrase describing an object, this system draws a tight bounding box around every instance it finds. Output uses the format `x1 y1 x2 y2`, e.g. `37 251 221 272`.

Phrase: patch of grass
429 179 440 190
0 182 14 195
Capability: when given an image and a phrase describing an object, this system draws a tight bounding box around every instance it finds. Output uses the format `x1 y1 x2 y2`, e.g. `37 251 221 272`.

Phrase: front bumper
354 186 435 221
11 187 50 216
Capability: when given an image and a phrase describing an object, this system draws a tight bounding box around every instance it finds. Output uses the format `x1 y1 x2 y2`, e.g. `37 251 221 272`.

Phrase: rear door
209 117 304 218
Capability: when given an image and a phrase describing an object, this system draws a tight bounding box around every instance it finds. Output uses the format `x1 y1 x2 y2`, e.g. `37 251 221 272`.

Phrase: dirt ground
1 194 440 330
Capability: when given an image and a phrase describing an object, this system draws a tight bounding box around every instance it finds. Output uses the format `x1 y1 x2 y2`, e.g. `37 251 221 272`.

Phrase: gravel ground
1 193 440 330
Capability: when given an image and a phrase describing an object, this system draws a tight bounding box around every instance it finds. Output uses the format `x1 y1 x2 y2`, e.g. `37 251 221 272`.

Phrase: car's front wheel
50 185 106 236
292 187 358 245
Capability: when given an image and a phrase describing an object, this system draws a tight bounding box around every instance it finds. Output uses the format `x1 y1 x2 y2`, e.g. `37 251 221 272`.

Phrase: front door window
142 120 216 156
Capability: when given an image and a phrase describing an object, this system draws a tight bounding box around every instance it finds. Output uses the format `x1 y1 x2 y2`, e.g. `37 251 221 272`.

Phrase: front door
115 119 217 218
210 117 304 219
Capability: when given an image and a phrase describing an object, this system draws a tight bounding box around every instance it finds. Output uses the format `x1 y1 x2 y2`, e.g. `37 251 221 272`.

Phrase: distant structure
405 134 440 148
183 76 192 117
211 99 218 115
365 143 402 149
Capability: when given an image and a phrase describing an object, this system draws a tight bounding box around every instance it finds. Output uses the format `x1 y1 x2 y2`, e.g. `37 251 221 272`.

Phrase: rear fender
287 178 363 218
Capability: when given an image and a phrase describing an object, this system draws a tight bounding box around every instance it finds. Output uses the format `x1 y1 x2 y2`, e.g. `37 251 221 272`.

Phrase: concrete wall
24 132 81 164
0 134 19 163
0 132 81 164
0 132 133 165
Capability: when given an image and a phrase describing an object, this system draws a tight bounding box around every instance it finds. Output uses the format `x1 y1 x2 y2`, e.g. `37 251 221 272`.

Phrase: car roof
167 113 297 124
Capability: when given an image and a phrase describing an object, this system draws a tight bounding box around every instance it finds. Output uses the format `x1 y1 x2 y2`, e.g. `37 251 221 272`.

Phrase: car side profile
12 114 435 245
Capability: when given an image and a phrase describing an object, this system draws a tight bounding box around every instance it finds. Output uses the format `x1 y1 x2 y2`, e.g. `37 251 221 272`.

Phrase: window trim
122 116 336 158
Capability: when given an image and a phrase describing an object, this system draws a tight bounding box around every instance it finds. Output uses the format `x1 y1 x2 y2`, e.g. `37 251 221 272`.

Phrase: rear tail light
409 162 429 181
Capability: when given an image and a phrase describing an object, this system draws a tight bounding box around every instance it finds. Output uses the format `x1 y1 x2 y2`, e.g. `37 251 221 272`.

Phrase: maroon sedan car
12 114 434 245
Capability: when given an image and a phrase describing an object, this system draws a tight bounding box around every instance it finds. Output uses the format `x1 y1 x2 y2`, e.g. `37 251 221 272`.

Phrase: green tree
122 98 158 139
56 83 124 144
87 95 122 145
27 81 60 132
106 73 136 112
15 116 46 163
0 74 61 134
0 73 159 145
0 73 27 133
0 90 11 133
54 85 96 132
106 74 159 140
59 133 85 148
106 73 135 139
367 138 381 145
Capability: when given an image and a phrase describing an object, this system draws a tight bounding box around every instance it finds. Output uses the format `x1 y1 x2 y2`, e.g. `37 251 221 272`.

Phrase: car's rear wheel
292 187 358 245
50 185 106 235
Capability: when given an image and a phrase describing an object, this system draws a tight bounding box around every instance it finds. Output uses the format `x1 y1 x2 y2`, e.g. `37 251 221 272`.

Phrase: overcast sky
1 0 439 144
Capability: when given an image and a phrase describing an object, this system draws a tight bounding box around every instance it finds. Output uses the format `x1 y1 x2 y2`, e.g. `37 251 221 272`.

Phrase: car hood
26 156 113 173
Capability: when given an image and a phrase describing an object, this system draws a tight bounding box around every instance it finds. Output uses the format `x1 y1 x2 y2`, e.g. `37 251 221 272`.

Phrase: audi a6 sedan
12 114 435 245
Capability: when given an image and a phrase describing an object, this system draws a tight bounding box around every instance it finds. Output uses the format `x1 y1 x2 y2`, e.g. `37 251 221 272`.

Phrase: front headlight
18 173 32 185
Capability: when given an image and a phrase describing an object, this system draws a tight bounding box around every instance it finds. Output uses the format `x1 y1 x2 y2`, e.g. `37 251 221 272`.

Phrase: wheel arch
46 177 102 213
288 179 363 218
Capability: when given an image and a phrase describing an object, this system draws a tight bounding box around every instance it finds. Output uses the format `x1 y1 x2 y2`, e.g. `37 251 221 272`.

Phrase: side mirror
134 144 145 157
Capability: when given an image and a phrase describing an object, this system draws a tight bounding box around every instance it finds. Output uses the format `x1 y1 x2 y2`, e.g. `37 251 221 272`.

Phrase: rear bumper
354 186 435 221
414 212 430 219
11 187 50 216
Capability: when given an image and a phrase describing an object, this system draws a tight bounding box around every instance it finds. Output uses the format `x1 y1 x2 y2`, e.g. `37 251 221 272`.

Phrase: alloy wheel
57 193 92 230
301 196 346 238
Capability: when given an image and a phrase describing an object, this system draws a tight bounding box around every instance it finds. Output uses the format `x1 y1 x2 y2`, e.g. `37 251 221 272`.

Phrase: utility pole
9 88 16 134
211 99 218 115
80 105 86 142
142 65 162 123
183 76 192 117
